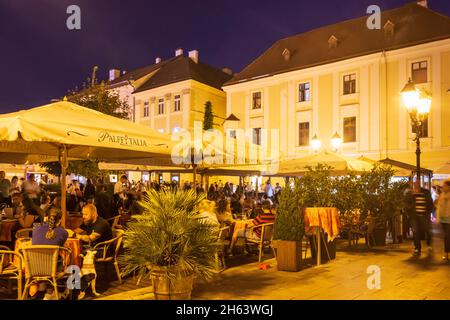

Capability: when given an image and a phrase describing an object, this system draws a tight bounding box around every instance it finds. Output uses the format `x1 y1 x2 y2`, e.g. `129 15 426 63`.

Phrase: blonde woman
198 200 220 229
437 180 450 261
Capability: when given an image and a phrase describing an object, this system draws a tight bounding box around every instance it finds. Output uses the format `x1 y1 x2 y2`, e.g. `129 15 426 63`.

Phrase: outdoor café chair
215 226 231 272
106 215 122 229
21 245 72 300
0 245 23 299
93 229 124 285
15 228 33 240
245 223 275 262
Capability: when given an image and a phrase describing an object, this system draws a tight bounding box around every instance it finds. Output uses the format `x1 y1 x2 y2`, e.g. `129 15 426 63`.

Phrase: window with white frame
230 130 237 139
143 101 149 117
298 122 310 146
411 61 428 84
343 117 356 143
158 98 164 115
174 95 181 112
343 74 356 95
298 82 311 102
252 92 262 109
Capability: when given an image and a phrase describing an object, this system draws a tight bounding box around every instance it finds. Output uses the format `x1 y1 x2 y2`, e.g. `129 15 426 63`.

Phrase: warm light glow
401 78 419 111
310 134 321 151
418 91 431 115
331 132 342 151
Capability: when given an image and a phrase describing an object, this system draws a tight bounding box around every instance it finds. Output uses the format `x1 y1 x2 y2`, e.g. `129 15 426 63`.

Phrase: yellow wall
318 74 333 149
442 51 450 147
386 60 400 151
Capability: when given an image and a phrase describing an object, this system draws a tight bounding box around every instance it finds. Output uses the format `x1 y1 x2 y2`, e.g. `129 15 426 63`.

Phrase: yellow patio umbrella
0 100 178 226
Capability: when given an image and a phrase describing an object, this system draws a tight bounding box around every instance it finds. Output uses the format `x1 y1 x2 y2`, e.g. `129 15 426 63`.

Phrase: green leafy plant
296 164 335 208
359 164 408 228
273 185 304 241
333 172 363 225
203 101 214 131
119 189 219 282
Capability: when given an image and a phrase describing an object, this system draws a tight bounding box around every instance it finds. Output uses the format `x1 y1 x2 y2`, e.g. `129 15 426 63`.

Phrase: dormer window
282 48 291 62
328 35 338 49
383 20 395 37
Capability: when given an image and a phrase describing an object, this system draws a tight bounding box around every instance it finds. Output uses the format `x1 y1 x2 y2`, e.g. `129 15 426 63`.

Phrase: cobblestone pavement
192 227 450 300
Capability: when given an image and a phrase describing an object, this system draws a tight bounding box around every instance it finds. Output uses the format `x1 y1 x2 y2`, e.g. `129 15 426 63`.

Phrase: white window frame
173 94 181 112
408 57 431 85
157 98 164 115
143 101 149 118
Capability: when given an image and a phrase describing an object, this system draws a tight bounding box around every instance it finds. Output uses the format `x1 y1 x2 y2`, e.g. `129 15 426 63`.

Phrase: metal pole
60 146 68 228
415 136 421 191
193 164 197 194
317 227 321 266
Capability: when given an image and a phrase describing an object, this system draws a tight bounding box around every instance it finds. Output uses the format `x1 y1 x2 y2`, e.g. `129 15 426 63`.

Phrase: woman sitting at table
32 206 68 246
215 197 235 225
15 193 44 228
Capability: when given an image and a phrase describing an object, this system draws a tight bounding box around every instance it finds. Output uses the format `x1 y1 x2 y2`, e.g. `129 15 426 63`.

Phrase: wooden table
304 207 340 266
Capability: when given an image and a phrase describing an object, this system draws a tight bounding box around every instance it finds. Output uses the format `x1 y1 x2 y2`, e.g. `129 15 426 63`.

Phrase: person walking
436 180 450 261
411 185 434 256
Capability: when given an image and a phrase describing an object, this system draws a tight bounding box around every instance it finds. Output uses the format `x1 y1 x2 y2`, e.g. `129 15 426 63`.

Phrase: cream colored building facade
223 3 450 178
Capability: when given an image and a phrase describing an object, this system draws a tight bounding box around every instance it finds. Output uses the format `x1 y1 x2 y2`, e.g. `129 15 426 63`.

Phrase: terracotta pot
150 268 195 300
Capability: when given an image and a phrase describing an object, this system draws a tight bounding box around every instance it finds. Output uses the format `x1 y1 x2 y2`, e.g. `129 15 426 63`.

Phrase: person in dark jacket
411 186 434 256
94 184 113 220
83 179 96 202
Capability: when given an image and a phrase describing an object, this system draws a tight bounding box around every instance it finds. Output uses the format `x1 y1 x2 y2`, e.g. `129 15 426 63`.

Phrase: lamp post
310 134 321 153
400 78 431 191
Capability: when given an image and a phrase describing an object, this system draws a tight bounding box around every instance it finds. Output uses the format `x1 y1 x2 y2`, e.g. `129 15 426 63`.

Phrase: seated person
246 200 275 240
32 207 68 246
74 203 113 247
215 197 234 225
15 193 44 228
198 199 220 229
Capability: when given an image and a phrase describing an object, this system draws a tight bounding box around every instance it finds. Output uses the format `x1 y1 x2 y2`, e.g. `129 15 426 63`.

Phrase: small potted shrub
273 186 304 272
119 189 218 300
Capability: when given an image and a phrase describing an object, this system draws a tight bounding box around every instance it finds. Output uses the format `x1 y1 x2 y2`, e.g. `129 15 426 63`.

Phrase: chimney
175 48 184 57
188 50 199 64
155 57 162 64
417 0 428 8
109 69 121 81
222 67 233 76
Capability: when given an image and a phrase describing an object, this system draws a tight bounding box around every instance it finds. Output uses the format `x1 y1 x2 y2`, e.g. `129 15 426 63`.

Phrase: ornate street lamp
331 132 342 152
400 78 431 191
310 134 321 153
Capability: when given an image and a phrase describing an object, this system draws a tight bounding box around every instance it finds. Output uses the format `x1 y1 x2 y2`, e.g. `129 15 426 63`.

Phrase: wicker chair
21 245 71 300
245 223 275 262
0 245 23 299
93 229 124 285
106 215 122 229
15 228 33 240
215 226 231 272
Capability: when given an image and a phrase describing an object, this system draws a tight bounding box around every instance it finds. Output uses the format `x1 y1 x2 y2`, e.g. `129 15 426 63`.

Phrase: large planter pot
275 240 302 272
150 268 195 300
370 228 387 247
308 233 337 263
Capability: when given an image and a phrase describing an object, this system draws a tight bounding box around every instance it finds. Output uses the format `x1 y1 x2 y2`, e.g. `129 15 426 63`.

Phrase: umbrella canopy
276 152 373 176
0 100 181 225
0 100 176 165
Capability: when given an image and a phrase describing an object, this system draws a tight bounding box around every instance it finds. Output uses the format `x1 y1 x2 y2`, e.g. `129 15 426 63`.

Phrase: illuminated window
174 95 181 112
252 92 262 109
412 61 428 84
343 74 356 95
298 122 310 146
343 117 356 143
158 98 164 115
299 83 310 102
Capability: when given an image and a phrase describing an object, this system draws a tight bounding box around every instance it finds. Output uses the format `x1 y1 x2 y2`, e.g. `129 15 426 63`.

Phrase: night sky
1 0 449 113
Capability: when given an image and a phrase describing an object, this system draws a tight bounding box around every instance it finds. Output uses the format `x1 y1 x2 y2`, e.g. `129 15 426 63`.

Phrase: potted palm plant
119 189 218 300
273 186 304 272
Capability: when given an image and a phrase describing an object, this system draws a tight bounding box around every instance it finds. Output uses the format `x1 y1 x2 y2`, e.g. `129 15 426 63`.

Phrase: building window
343 117 356 143
253 128 262 145
298 122 310 146
413 115 429 138
143 102 149 117
174 95 181 112
412 61 428 84
172 127 181 134
158 98 164 115
252 92 262 109
343 74 356 95
299 82 311 102
230 130 237 139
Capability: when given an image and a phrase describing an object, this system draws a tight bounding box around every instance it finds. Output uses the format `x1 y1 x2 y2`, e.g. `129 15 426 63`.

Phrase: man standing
114 175 128 201
0 171 11 205
411 186 434 256
22 174 40 205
